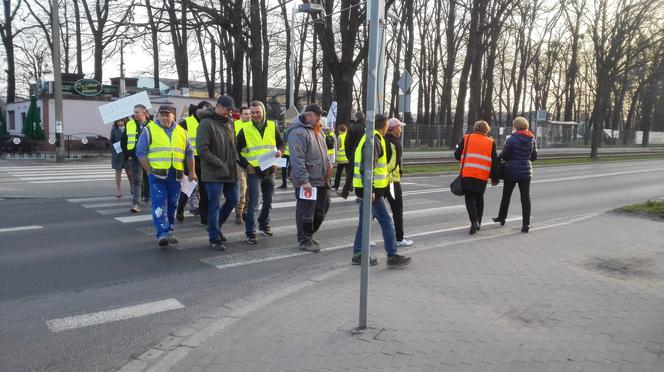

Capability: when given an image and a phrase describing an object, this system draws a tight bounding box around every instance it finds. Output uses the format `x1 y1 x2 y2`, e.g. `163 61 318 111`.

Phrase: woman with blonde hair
492 116 537 232
454 120 500 234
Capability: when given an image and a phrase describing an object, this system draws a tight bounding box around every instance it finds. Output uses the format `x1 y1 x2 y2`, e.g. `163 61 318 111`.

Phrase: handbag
450 134 470 196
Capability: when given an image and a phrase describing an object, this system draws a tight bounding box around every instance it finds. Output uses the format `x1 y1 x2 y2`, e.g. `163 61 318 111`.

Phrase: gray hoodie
287 114 331 188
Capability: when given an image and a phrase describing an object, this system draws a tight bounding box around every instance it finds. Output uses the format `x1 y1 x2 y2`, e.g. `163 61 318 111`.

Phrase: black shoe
351 252 378 266
259 227 273 237
387 254 411 267
245 235 258 245
521 225 529 233
209 239 226 251
492 217 506 226
157 236 169 247
167 235 179 244
278 184 287 189
176 213 184 223
218 233 227 242
299 240 320 252
469 223 479 235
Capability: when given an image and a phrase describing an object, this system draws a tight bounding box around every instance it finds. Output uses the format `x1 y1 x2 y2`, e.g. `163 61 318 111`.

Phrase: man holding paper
236 101 284 245
287 104 332 252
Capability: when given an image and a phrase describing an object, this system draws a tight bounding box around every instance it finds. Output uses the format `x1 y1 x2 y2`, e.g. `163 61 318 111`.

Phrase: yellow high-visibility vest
126 119 153 150
353 130 389 189
337 132 348 164
387 142 401 183
326 131 335 156
184 116 199 156
240 120 277 167
284 143 289 156
234 119 250 136
146 122 187 178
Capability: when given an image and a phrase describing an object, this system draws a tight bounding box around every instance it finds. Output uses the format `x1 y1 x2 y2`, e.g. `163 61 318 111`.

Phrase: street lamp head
297 2 325 14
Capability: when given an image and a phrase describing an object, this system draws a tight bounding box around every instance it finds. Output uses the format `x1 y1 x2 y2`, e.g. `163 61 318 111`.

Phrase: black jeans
280 155 290 186
385 182 404 241
295 186 331 244
464 191 485 226
497 179 531 226
332 163 347 189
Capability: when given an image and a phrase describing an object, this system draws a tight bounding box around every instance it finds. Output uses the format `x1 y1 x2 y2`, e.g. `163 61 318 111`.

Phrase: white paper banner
98 91 152 124
112 141 122 153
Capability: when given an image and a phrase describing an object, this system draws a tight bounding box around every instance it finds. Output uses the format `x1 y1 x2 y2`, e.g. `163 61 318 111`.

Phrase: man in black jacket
196 95 239 250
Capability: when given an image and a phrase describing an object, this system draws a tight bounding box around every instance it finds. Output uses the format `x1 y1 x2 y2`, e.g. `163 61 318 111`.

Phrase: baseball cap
304 104 326 116
387 118 406 129
158 104 176 115
216 95 236 110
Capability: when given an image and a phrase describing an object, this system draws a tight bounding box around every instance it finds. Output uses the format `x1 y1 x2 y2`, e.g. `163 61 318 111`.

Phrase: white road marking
0 225 44 233
21 174 119 181
30 178 116 184
68 196 131 203
45 298 185 333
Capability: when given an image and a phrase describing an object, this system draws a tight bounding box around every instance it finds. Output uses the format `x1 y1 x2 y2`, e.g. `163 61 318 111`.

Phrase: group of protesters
109 94 537 268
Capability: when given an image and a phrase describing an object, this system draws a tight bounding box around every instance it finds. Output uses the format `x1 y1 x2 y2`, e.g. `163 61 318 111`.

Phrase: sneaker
130 205 140 213
167 235 179 244
218 233 227 242
351 252 378 266
396 239 414 247
245 235 258 245
259 227 274 237
299 240 320 252
157 236 169 247
310 237 320 246
209 239 226 251
387 254 411 268
369 240 376 247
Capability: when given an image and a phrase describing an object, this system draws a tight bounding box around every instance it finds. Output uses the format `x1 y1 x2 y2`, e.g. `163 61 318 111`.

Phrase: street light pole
51 0 64 162
289 5 297 110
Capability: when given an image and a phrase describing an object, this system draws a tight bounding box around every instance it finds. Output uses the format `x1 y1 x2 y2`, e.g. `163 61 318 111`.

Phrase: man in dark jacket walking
339 112 365 199
196 95 239 250
288 104 332 252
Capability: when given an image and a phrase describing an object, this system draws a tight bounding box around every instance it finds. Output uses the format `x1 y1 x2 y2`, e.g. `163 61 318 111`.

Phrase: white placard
98 91 152 124
112 141 122 153
258 150 278 171
180 178 198 198
299 186 317 201
276 157 288 168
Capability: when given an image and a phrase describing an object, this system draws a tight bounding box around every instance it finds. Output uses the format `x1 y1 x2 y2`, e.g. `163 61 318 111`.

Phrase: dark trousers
464 191 485 226
295 186 331 244
176 158 208 223
280 155 290 186
497 179 531 226
385 182 404 241
246 173 274 236
340 162 354 194
332 163 347 189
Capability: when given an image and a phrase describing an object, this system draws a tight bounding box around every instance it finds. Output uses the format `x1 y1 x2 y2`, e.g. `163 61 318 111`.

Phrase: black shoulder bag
450 134 470 196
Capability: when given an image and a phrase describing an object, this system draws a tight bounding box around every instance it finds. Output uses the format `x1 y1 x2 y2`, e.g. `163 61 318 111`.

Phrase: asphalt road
0 159 662 372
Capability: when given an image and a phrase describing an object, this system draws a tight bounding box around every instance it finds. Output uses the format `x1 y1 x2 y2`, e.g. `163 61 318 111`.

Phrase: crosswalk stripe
0 165 110 171
10 171 116 177
29 178 117 184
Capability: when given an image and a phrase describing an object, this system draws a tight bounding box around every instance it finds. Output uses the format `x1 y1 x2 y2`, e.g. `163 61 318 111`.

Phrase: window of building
8 111 15 130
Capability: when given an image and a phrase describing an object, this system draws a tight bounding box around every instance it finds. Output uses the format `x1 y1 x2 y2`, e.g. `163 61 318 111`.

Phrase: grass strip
620 200 664 219
403 154 664 174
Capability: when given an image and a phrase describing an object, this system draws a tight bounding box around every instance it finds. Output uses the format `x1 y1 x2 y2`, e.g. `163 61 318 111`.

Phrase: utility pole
358 0 383 330
289 5 296 110
51 0 65 162
119 39 126 97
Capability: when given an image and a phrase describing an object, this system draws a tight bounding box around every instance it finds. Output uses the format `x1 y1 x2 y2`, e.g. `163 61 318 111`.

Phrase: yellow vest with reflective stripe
353 130 389 189
234 119 249 136
240 120 277 167
126 119 153 150
147 122 187 177
184 116 199 156
336 132 348 163
284 143 289 156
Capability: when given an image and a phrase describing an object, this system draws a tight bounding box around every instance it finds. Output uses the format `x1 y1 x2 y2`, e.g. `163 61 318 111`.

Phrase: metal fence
1 133 111 158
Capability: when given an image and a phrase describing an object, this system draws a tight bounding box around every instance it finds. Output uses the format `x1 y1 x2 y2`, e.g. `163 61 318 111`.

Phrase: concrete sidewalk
125 212 664 372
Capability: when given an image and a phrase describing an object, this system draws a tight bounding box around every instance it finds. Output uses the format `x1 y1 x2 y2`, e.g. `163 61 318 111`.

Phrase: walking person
339 112 365 199
136 105 196 247
122 104 153 213
492 116 538 233
384 118 413 247
176 101 212 223
351 114 411 267
236 101 284 245
110 118 133 198
287 104 332 251
234 107 252 225
332 123 349 190
196 95 240 250
279 121 292 190
454 120 500 235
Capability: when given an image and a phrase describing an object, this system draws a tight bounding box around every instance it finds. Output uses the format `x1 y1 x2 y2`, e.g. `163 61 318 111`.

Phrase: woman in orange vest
454 120 500 234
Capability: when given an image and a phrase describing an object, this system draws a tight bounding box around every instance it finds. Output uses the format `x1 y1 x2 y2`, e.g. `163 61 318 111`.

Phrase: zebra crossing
1 163 119 184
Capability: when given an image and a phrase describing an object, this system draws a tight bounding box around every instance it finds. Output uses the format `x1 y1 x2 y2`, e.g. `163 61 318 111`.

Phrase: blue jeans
246 173 274 236
205 182 239 242
148 171 180 239
353 196 397 256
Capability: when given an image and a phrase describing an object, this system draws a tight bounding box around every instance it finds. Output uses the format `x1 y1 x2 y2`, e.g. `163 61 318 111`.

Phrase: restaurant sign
74 79 103 96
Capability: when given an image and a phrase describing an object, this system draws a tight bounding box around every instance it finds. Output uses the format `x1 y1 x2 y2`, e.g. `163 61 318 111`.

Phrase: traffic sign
537 110 547 121
12 137 20 145
398 94 411 113
48 137 56 145
397 71 413 94
81 138 88 145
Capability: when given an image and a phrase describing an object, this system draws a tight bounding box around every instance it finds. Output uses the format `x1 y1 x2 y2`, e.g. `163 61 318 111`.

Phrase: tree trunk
1 0 16 102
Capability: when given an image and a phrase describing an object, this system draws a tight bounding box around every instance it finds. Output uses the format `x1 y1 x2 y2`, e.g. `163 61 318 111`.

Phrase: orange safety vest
460 133 493 181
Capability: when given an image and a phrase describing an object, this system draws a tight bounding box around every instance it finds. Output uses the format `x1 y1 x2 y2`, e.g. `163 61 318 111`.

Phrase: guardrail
403 150 664 166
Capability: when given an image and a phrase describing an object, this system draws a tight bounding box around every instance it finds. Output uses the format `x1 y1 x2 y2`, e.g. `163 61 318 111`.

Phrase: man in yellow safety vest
122 104 153 213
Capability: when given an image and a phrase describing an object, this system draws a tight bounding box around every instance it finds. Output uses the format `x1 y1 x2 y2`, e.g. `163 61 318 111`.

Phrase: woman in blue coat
492 117 537 232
